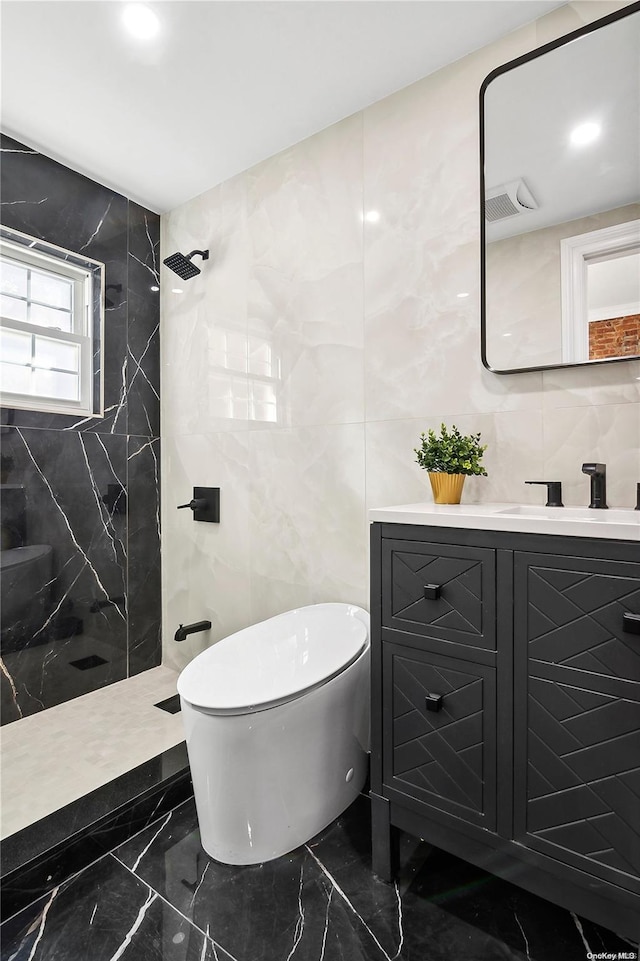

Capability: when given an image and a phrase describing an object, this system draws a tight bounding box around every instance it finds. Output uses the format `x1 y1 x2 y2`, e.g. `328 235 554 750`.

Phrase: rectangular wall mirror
480 3 640 374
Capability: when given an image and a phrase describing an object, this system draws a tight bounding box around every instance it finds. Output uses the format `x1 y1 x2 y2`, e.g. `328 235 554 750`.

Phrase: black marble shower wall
0 134 161 725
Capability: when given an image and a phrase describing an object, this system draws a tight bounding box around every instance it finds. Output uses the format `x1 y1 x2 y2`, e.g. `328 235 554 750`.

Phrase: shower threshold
0 667 192 921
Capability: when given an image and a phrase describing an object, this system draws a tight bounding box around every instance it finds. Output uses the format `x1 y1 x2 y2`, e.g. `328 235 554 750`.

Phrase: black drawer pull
623 612 640 635
425 693 443 712
424 584 441 600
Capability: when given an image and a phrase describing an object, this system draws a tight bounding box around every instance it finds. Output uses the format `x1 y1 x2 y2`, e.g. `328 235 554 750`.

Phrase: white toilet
177 602 370 865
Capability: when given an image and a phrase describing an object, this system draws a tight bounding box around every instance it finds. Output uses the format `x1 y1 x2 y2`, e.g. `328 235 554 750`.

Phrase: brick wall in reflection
589 314 640 360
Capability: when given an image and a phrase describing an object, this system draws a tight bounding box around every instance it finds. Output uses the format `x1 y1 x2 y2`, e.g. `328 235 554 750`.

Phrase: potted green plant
414 423 487 504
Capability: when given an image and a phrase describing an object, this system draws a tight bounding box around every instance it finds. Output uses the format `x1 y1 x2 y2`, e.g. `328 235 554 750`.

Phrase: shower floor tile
0 666 184 839
1 794 634 961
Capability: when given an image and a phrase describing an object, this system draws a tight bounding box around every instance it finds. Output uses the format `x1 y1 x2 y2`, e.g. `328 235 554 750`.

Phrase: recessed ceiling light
150 285 160 292
570 122 601 147
457 292 470 299
171 288 183 294
122 3 160 41
364 210 380 223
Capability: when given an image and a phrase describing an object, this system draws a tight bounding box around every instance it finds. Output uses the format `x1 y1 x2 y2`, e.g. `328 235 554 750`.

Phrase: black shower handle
178 499 208 511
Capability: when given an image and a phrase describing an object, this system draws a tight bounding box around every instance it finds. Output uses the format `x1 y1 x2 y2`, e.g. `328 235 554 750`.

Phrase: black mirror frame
479 0 640 375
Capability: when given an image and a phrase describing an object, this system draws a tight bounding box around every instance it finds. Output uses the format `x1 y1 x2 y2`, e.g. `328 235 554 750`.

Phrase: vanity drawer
381 538 496 649
382 643 497 830
514 552 640 684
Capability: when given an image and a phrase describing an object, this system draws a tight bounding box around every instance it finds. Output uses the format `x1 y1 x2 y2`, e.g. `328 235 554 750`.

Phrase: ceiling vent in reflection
484 179 538 222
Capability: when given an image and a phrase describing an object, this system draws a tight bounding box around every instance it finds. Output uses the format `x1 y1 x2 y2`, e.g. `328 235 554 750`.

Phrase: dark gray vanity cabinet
512 552 640 891
370 523 640 941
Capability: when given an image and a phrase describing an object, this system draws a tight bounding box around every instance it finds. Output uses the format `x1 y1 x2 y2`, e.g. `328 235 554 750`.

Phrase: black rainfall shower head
163 249 209 280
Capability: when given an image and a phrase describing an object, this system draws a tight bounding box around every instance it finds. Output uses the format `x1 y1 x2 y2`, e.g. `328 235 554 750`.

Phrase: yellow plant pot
428 472 466 505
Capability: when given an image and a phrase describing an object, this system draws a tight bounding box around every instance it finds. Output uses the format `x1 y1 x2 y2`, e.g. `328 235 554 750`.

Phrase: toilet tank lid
177 603 369 714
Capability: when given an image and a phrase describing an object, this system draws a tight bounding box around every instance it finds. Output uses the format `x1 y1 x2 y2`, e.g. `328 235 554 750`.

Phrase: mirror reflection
481 7 640 373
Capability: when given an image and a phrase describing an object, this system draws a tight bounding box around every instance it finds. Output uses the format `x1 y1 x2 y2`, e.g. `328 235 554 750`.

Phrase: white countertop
369 502 640 542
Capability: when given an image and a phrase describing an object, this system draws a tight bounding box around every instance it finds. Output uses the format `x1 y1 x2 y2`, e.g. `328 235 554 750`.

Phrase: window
208 324 280 423
0 229 104 416
560 219 640 364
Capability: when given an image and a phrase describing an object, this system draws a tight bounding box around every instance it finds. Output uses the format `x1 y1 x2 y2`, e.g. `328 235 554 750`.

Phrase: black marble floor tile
2 793 636 961
114 797 348 961
0 854 225 961
115 793 638 961
1 744 190 921
406 845 638 961
112 796 524 961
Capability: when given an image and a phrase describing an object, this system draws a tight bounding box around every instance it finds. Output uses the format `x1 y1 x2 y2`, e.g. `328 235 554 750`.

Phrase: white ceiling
1 0 565 213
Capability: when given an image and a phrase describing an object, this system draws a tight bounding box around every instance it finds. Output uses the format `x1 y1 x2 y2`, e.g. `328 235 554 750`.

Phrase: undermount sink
496 505 637 523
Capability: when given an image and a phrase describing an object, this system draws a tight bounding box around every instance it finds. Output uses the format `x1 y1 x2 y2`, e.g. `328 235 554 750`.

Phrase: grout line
1 848 115 926
130 811 173 874
111 853 240 961
113 794 194 861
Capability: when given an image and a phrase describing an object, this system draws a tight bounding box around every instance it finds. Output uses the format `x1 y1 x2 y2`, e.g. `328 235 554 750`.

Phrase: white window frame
0 233 104 417
560 219 640 364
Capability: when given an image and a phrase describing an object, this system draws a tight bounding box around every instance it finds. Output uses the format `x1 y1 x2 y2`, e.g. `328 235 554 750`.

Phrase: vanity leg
371 792 399 882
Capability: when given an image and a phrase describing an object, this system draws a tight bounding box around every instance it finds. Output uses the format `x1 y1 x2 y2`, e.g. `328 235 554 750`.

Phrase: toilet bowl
177 602 370 865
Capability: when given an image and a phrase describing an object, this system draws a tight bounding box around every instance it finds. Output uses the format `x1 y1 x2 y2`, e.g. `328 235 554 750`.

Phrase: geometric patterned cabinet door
514 675 640 893
383 645 496 831
382 539 496 649
513 552 640 894
514 553 640 682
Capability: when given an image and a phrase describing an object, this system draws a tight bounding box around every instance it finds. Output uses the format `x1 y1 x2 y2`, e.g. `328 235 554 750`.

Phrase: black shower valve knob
177 498 208 511
177 487 220 523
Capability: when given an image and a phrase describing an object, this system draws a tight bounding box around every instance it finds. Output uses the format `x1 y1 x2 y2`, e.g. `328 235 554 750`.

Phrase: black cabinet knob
425 693 443 712
424 584 441 600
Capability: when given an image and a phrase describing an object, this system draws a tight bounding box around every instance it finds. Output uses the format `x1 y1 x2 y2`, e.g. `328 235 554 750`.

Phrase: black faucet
525 480 563 507
581 463 608 509
174 620 212 642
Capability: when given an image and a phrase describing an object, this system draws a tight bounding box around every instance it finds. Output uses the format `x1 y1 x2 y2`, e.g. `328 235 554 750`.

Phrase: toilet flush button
345 768 354 783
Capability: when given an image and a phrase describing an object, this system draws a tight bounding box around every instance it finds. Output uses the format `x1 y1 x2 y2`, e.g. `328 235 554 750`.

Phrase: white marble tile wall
161 0 640 667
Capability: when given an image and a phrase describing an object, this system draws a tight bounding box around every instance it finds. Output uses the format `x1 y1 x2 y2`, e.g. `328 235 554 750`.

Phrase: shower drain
69 654 108 671
155 694 181 714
